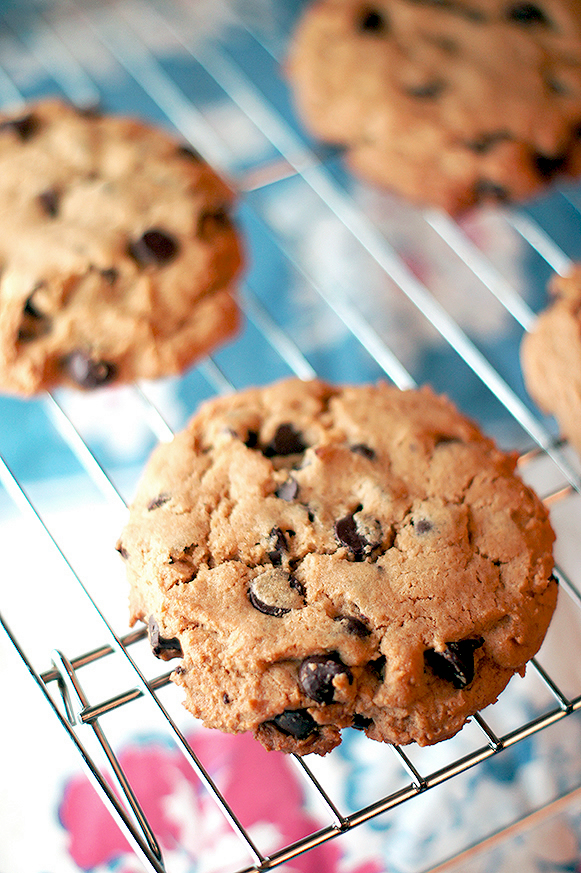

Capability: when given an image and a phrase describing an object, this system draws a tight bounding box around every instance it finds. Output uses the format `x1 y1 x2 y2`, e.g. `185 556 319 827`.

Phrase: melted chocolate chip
147 493 171 511
351 443 376 460
474 179 510 202
148 616 183 660
369 655 386 681
0 113 39 141
465 131 511 154
128 229 179 266
263 423 307 457
335 615 371 637
406 80 446 99
414 518 433 534
352 713 373 730
18 289 51 342
248 568 304 617
38 188 59 217
177 143 203 161
244 430 259 449
271 709 318 740
267 526 287 566
299 653 353 704
433 433 463 447
358 7 388 32
335 508 363 553
406 0 486 21
198 207 232 240
275 477 299 501
101 267 118 284
64 350 117 388
506 3 550 25
534 151 568 180
290 576 306 597
544 76 569 95
334 507 382 559
424 638 484 688
223 692 231 704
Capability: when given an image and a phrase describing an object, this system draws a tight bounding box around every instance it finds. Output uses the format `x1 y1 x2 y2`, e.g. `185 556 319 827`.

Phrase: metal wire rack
2 1 581 871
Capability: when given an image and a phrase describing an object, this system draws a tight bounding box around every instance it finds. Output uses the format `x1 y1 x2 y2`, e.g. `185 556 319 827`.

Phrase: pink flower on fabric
58 727 384 873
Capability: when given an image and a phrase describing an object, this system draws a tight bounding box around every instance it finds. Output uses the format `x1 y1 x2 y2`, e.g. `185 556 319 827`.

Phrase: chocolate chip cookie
0 98 243 395
521 266 581 457
118 378 557 755
287 0 581 213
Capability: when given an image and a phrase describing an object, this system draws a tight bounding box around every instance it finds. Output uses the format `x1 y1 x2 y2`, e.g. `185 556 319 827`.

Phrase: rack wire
2 1 581 872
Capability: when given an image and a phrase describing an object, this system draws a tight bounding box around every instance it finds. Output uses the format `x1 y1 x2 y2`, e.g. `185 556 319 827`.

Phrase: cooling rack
2 1 581 872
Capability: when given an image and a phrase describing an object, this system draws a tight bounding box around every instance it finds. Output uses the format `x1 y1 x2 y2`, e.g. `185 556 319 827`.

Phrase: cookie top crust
521 266 581 457
119 378 556 755
287 0 581 212
0 98 244 394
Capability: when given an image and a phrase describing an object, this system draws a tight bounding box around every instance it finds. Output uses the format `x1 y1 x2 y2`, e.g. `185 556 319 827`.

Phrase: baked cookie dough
118 378 557 755
521 266 581 457
0 98 244 394
287 0 581 213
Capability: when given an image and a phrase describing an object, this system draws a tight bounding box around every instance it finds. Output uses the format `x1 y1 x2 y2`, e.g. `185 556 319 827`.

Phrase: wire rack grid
1 1 581 872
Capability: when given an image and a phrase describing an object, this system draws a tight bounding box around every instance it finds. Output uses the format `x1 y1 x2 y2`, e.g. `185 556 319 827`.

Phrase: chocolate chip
248 568 305 617
299 653 353 704
506 3 550 25
63 350 117 388
267 526 287 566
244 430 259 449
115 542 129 560
544 75 569 95
148 616 183 660
198 207 232 240
223 692 231 704
433 433 463 447
335 615 371 637
413 518 433 534
406 80 446 99
406 0 486 21
177 143 203 161
263 423 307 457
334 507 382 560
0 113 39 141
465 131 512 154
38 188 59 217
271 709 318 740
275 477 299 501
335 508 363 552
358 7 388 32
100 267 118 284
474 179 510 202
424 638 484 688
290 576 306 597
534 151 568 180
18 289 51 342
352 713 373 730
351 443 376 460
369 655 386 680
128 229 179 266
147 493 170 511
